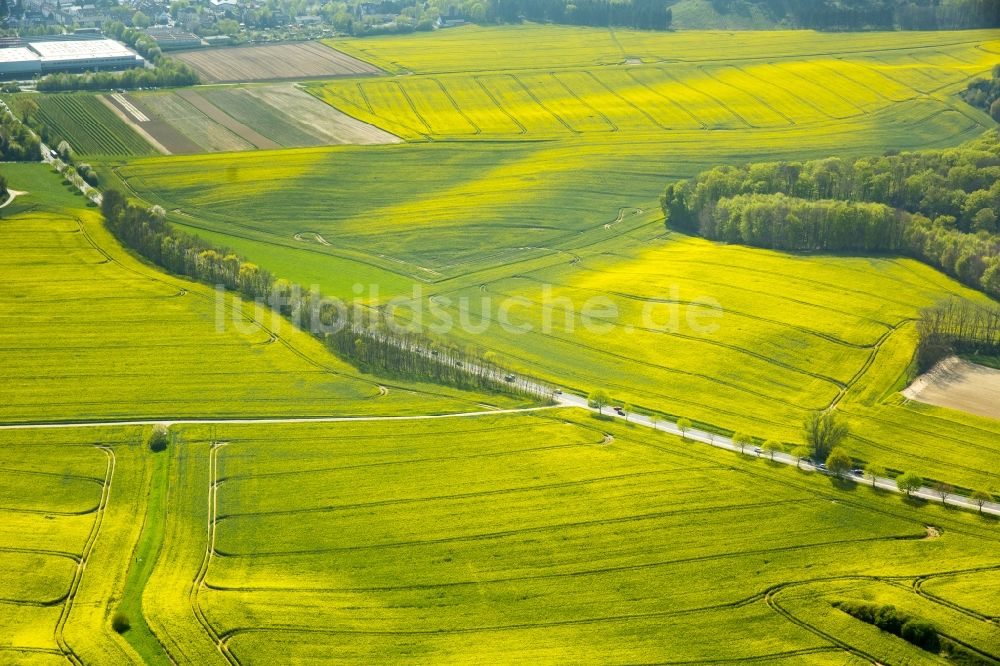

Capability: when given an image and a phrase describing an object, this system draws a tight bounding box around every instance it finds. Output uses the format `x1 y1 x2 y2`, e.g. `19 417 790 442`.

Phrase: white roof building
0 47 42 77
0 39 144 78
28 39 144 72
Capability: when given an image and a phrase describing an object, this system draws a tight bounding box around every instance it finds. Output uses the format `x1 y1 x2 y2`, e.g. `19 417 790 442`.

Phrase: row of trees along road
584 396 995 512
662 131 1000 298
100 190 548 399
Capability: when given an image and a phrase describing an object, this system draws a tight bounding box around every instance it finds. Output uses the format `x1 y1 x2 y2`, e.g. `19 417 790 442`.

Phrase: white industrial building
0 39 144 78
0 47 42 78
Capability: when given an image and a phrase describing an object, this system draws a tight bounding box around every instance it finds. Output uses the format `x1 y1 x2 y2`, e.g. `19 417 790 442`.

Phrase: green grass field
44 413 993 664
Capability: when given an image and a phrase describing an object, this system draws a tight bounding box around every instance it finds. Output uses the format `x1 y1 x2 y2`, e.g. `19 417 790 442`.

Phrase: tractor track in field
913 566 1000 623
510 73 580 134
829 318 913 409
549 71 618 132
431 78 482 134
481 273 877 350
473 76 528 134
624 68 707 128
392 80 434 135
54 445 115 666
696 64 795 127
767 576 1000 664
213 467 722 522
764 584 879 664
190 440 240 665
586 70 672 130
475 281 846 388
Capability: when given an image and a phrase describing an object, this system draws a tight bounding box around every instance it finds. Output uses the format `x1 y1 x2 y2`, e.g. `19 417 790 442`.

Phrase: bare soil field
173 42 382 83
175 88 281 150
242 84 400 145
114 85 399 153
130 92 252 153
904 356 1000 421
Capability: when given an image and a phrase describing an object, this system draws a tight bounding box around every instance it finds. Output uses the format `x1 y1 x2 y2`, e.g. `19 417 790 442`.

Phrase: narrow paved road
554 392 1000 517
3 391 995 516
0 405 560 430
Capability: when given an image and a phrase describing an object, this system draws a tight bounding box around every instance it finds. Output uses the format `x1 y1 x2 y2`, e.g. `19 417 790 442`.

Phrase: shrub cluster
662 131 1000 298
833 601 939 652
962 64 1000 123
0 112 41 161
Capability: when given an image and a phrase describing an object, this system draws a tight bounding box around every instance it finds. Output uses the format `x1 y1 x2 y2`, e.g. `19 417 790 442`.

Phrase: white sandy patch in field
904 356 1000 421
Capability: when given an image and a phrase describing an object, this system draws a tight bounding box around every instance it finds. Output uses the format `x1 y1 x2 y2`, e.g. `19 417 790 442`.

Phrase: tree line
962 64 1000 124
661 131 1000 298
916 298 1000 370
100 190 547 399
321 0 672 34
708 0 998 30
506 0 672 30
0 111 40 161
36 60 199 93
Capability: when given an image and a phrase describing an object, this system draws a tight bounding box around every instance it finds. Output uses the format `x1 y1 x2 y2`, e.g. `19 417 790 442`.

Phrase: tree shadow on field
828 477 859 493
902 495 929 509
589 413 614 423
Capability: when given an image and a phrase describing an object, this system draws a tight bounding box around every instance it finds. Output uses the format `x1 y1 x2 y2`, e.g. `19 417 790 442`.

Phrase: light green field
69 414 998 664
0 164 519 422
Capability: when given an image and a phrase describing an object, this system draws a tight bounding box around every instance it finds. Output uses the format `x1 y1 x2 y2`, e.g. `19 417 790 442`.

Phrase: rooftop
0 48 40 64
28 39 140 62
